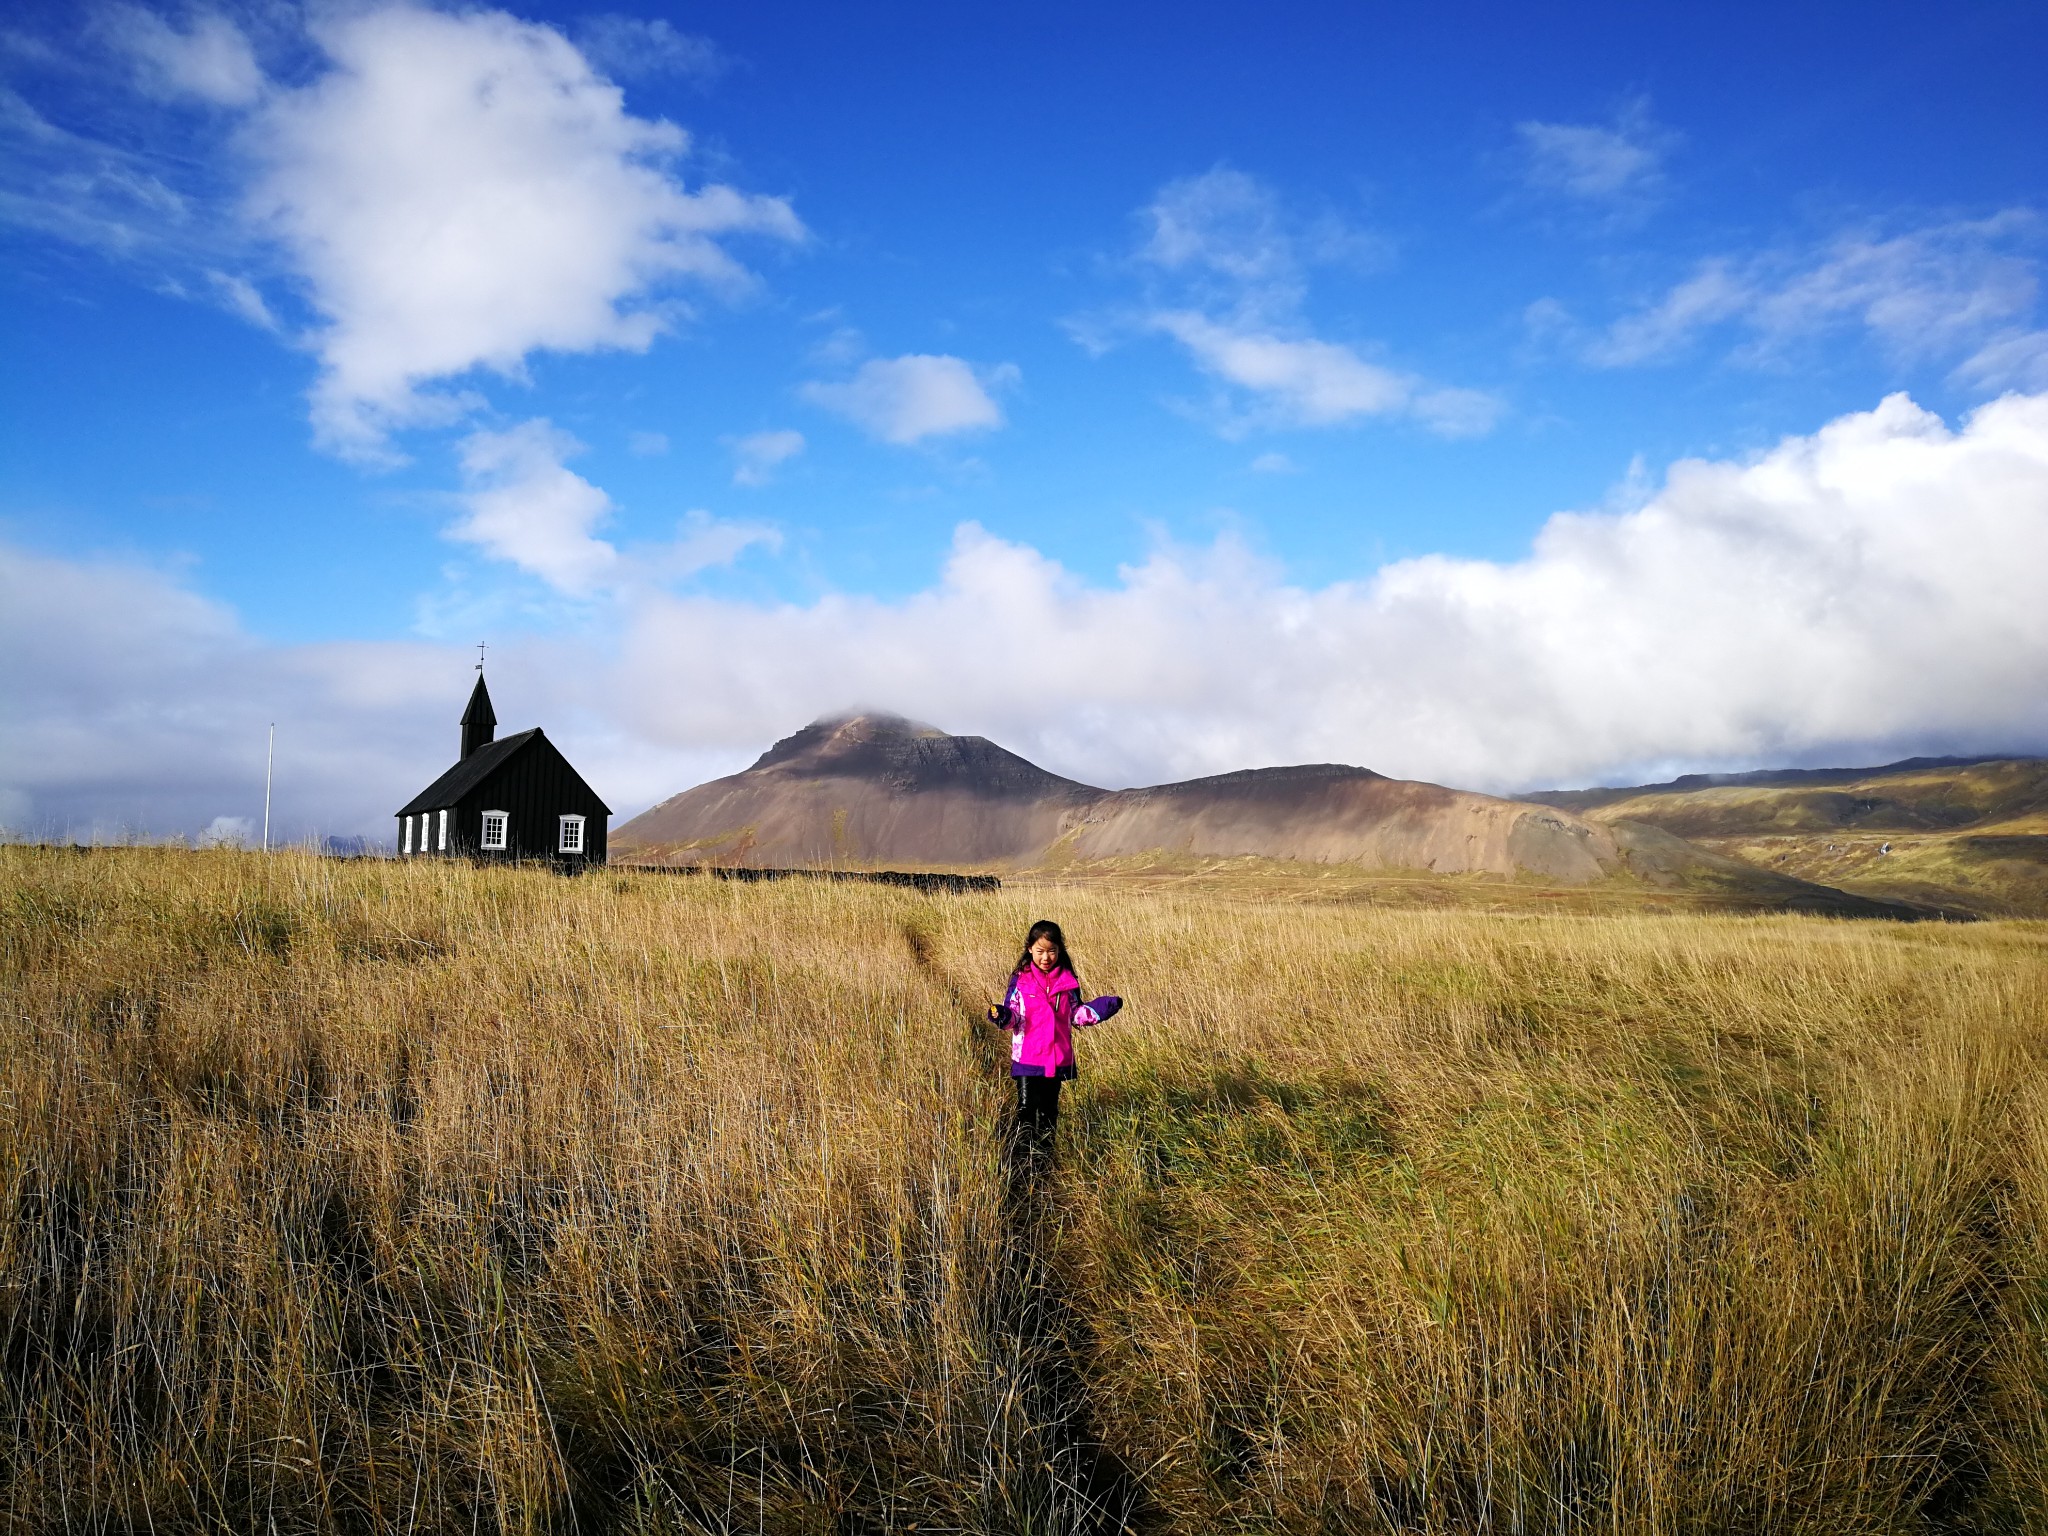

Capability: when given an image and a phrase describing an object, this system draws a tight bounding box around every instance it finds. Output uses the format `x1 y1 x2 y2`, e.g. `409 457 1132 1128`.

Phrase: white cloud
242 5 804 459
1955 329 2048 392
570 16 728 84
1577 214 2042 369
0 539 745 842
1249 451 1297 474
616 390 2048 789
1152 311 1404 423
13 390 2047 836
802 355 1013 444
453 419 618 595
1141 166 1298 301
729 427 805 485
206 268 276 329
628 430 670 456
448 422 778 594
0 540 454 842
1118 168 1496 438
103 6 264 107
1516 99 1670 203
1150 310 1502 436
654 509 782 577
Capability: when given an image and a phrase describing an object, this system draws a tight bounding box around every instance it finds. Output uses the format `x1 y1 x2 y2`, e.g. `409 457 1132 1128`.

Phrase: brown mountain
617 714 1098 867
610 714 1932 915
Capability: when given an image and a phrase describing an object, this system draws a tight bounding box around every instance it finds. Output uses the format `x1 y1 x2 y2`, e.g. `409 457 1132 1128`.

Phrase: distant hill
1528 756 2048 917
613 714 1935 917
1525 755 2045 826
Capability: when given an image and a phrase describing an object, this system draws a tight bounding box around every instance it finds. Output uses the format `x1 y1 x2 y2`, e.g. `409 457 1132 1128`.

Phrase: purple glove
1078 995 1122 1025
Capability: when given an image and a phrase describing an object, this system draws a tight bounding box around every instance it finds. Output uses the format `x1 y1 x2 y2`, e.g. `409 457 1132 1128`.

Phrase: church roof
396 727 546 816
460 674 496 730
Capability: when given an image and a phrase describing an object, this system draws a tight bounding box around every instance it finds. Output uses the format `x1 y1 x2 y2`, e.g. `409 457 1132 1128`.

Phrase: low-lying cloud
7 389 2045 842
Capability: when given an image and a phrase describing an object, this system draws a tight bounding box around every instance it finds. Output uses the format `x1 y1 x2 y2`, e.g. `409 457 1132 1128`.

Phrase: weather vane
476 640 487 673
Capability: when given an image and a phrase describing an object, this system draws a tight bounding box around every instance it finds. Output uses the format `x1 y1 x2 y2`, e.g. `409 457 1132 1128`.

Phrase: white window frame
402 816 412 855
558 814 586 854
437 808 448 851
481 810 508 851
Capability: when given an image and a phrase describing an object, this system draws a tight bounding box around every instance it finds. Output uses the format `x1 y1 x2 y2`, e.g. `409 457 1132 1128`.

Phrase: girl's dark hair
1012 919 1078 982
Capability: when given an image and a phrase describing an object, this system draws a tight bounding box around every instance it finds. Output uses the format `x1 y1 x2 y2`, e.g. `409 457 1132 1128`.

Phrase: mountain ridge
611 714 1938 916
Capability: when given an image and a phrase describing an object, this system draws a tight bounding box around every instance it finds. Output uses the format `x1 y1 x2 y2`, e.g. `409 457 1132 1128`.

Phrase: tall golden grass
2 845 2045 1532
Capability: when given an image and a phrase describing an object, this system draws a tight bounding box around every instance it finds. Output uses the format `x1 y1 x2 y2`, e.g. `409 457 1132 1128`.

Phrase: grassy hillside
4 847 2048 1532
1549 759 2048 916
1023 831 1935 920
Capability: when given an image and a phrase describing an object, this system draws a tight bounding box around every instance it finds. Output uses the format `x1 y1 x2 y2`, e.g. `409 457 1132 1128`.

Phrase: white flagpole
263 724 274 853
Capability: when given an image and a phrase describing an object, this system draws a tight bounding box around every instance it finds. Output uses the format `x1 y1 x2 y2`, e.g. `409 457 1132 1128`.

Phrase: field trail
903 914 1148 1534
4 846 2047 1533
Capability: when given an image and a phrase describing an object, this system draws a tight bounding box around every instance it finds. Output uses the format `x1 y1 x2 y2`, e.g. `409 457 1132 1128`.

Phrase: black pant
1012 1075 1063 1176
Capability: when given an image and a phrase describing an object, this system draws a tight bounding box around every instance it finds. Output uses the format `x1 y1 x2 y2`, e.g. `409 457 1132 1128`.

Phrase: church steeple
460 672 497 759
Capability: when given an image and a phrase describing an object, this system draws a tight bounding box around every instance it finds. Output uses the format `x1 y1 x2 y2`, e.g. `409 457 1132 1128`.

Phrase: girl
987 919 1122 1171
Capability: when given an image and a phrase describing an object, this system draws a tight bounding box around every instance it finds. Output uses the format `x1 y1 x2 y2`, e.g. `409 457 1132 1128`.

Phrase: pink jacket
995 966 1110 1079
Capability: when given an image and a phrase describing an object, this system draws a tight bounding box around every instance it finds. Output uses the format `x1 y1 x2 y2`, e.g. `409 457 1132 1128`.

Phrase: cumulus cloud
617 390 2048 789
3 6 802 461
1566 214 2043 370
453 419 619 595
1515 99 1671 204
1116 167 1499 438
103 5 264 107
729 428 805 485
13 389 2044 839
448 421 778 594
802 355 1014 444
242 5 804 458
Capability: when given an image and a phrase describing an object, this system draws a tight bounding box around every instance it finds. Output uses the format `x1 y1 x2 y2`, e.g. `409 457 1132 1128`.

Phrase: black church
395 674 610 868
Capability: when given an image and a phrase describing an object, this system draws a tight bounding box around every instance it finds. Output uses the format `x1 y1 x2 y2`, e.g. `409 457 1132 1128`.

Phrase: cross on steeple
476 640 487 673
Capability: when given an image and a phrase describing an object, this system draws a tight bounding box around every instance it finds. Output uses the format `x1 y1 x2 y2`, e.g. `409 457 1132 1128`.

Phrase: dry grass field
4 845 2048 1533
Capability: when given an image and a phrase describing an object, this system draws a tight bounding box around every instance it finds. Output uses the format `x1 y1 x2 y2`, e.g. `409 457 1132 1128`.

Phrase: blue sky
4 0 2047 841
